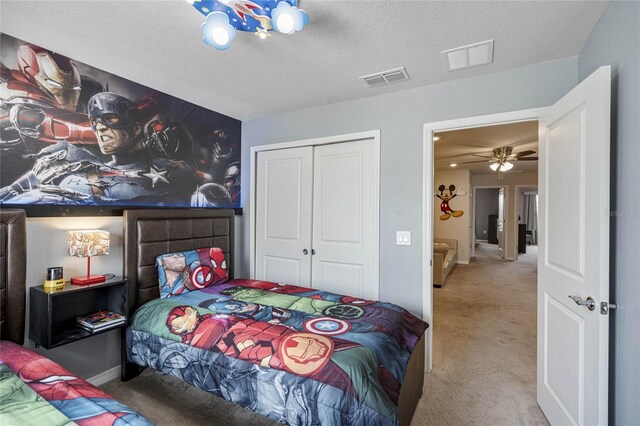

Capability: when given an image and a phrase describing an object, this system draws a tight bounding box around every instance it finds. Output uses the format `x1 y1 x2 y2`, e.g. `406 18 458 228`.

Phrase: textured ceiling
0 0 608 120
434 121 538 175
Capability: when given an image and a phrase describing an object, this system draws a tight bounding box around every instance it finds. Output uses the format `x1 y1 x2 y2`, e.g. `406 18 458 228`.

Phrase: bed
122 208 427 426
0 209 153 426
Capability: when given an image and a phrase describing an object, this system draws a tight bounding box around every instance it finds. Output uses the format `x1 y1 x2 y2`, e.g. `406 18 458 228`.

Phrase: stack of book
77 310 126 333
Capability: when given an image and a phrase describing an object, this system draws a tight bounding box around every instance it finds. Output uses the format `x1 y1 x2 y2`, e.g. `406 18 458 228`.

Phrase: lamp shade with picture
68 230 110 285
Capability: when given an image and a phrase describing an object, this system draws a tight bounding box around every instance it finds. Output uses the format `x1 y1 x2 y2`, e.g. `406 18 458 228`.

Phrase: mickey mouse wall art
435 184 466 220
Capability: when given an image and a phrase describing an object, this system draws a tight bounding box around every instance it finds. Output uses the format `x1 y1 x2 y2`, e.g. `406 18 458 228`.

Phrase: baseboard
456 260 470 265
87 365 120 386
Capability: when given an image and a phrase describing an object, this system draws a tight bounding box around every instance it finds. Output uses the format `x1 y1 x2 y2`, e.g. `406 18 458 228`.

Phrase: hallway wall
434 169 472 263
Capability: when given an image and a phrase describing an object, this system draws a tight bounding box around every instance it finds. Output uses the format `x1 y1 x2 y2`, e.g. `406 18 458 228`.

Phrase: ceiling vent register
442 40 494 71
360 67 410 87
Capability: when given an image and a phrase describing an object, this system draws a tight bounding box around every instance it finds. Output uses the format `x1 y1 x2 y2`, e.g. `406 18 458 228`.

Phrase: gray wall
578 2 640 424
474 188 499 240
241 57 579 315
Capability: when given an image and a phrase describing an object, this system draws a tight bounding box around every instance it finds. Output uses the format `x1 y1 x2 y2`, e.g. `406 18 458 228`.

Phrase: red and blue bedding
127 279 428 425
0 341 152 425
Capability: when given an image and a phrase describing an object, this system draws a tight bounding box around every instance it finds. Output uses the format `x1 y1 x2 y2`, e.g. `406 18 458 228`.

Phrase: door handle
568 295 596 311
303 249 308 255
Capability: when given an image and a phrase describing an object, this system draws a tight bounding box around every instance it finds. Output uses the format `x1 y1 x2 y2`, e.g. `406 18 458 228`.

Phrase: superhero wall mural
0 34 241 209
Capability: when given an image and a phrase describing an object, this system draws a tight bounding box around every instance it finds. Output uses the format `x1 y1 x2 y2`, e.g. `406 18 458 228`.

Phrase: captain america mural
0 33 241 209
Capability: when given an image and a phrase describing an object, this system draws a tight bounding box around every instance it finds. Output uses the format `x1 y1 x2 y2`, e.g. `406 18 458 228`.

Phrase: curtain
523 194 538 245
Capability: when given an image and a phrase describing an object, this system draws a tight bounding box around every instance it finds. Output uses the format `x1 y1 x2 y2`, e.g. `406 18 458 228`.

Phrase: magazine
77 310 126 332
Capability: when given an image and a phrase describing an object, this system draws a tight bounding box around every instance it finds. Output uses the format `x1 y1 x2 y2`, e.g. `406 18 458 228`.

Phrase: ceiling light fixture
191 0 308 51
450 163 457 167
433 136 441 141
500 161 514 172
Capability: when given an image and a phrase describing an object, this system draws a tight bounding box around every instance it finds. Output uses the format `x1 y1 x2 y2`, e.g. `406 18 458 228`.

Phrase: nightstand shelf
30 277 128 349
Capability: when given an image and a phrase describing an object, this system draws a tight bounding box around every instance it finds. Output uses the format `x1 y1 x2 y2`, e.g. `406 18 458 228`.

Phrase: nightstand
29 276 128 349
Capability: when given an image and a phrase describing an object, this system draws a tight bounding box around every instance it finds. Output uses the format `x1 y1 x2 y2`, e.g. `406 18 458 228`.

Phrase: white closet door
311 140 378 299
255 147 313 286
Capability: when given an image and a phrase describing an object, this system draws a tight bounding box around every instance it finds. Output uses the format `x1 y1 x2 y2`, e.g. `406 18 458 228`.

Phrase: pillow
433 243 449 256
156 247 229 298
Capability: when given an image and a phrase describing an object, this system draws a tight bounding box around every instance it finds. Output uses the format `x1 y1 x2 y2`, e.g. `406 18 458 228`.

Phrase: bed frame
122 208 424 425
0 209 27 345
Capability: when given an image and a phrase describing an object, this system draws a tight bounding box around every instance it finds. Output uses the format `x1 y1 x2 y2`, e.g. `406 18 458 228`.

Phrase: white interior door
311 140 379 300
497 187 506 259
255 147 313 286
537 66 611 425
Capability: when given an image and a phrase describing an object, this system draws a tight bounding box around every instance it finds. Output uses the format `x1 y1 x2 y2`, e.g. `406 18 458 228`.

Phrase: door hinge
600 301 617 315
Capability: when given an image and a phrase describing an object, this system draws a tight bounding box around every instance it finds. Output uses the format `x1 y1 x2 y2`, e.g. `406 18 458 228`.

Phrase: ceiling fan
464 147 538 179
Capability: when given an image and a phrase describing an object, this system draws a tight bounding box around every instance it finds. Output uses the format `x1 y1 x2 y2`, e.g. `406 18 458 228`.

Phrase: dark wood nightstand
29 276 128 349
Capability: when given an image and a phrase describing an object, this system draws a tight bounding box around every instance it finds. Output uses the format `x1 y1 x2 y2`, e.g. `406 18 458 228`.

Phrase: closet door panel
311 140 377 299
255 147 313 286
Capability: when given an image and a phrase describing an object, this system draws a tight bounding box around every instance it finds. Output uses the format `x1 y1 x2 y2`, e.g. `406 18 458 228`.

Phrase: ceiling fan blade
514 150 536 158
463 160 494 164
518 157 539 161
471 154 496 159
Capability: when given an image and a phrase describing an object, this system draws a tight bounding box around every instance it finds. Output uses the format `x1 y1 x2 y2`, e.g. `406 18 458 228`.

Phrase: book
77 310 126 331
77 320 125 333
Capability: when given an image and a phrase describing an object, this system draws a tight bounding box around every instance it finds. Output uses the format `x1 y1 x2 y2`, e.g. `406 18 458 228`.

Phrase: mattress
0 341 152 425
127 279 428 425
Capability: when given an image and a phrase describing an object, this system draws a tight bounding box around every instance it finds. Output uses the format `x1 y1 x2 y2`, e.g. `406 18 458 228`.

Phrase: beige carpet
412 243 549 426
100 243 548 425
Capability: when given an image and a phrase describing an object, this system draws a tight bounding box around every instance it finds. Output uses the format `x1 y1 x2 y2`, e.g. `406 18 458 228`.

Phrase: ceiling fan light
490 163 500 171
500 162 514 172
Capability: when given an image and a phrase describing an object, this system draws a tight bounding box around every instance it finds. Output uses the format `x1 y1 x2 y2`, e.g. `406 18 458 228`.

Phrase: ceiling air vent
360 67 410 87
442 40 494 72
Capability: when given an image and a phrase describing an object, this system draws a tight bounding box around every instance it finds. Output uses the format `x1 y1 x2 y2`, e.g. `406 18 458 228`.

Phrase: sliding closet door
311 140 378 299
255 147 313 286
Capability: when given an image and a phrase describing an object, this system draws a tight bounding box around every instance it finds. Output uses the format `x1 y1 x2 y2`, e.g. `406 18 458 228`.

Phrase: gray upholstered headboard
0 209 27 345
123 209 235 313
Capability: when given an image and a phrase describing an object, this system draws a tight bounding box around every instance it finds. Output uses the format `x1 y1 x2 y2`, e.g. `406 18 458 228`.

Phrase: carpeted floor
412 243 548 426
100 243 548 425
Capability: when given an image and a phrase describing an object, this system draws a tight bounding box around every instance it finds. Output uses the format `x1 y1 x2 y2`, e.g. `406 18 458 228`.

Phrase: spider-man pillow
156 247 229 298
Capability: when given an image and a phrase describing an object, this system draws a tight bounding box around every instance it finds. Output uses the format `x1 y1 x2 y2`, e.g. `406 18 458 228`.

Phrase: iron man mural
0 34 241 208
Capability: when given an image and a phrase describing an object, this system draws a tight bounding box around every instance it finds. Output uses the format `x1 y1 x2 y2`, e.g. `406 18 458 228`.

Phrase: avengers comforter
0 341 152 425
127 279 428 425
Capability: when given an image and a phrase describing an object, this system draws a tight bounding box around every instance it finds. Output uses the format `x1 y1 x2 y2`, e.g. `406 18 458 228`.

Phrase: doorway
472 186 508 259
423 108 546 371
425 114 545 424
423 66 611 425
515 185 539 260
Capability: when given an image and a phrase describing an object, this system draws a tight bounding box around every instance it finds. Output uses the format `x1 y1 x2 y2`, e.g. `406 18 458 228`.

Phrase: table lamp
68 230 110 285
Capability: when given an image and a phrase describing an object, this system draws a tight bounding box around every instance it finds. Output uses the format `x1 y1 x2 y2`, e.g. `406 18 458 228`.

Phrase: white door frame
513 184 539 259
423 108 546 371
249 130 381 298
471 185 508 258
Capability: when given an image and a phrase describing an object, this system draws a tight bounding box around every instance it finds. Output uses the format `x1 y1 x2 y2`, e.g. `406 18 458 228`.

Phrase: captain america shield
191 265 214 289
303 317 351 336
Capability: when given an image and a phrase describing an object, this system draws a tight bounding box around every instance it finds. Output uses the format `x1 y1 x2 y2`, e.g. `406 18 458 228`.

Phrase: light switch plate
396 231 411 245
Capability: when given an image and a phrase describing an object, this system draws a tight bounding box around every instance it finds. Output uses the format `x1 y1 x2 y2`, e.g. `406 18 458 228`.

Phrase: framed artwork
0 33 241 216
